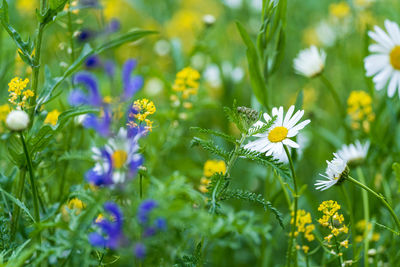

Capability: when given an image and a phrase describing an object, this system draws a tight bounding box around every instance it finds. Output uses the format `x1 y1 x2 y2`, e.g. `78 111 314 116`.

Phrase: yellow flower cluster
172 67 201 101
128 98 156 132
355 220 380 243
8 77 34 108
199 160 226 193
347 91 375 132
291 210 315 242
318 201 349 247
329 2 351 19
0 104 10 133
61 198 85 221
44 110 61 126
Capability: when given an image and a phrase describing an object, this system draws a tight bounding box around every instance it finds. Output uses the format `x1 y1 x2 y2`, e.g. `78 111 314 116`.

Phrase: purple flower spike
134 243 146 260
89 202 124 250
137 200 157 224
71 72 102 107
122 59 143 99
104 60 116 77
82 109 111 137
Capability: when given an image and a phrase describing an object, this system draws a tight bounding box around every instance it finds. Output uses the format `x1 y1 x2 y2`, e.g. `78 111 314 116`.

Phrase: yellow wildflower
291 209 315 242
44 110 61 126
203 160 226 178
128 99 156 132
340 240 349 248
172 67 201 98
329 2 351 19
8 77 33 108
318 200 349 247
199 177 211 193
16 0 36 15
347 91 375 132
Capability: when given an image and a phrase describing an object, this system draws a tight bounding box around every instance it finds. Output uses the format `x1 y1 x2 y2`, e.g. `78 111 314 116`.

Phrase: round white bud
6 110 30 131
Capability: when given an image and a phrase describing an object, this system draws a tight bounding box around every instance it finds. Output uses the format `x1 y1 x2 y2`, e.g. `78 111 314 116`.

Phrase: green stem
347 175 400 231
357 167 370 267
29 0 47 120
10 168 26 241
340 185 356 258
19 132 40 226
67 0 75 63
320 75 344 117
284 145 299 267
333 228 344 266
209 134 246 214
276 172 292 208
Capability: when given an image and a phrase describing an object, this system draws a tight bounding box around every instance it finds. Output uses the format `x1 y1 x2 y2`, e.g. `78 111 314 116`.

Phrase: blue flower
82 108 112 137
106 19 121 33
85 148 113 186
89 202 124 249
87 128 143 186
137 200 157 224
85 55 101 69
155 217 167 231
104 60 116 77
134 243 146 259
69 72 102 107
122 59 143 99
77 29 95 43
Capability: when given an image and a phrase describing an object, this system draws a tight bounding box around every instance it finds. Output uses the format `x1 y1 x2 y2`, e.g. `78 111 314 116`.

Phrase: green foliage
191 137 231 161
237 147 291 180
221 189 284 227
0 0 34 66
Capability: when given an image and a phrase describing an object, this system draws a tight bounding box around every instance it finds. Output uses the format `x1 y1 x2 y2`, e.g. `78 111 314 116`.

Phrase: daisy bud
203 14 216 27
237 106 259 123
6 110 30 131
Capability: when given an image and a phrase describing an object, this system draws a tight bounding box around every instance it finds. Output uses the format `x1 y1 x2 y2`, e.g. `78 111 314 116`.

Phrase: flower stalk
346 175 400 231
19 132 40 226
320 75 345 117
284 145 299 267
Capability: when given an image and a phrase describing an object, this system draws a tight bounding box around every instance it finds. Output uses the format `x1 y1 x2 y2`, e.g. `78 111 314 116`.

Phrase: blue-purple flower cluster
69 59 145 186
88 200 166 261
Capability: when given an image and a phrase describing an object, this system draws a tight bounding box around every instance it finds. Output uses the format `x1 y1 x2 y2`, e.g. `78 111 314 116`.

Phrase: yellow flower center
112 150 128 169
390 46 400 70
268 126 288 143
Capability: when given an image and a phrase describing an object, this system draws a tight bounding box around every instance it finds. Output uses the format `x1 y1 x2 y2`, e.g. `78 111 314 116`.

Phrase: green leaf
190 137 231 161
238 147 291 180
236 21 267 108
29 106 97 154
0 186 35 222
393 163 400 193
221 189 284 228
35 30 157 109
294 88 303 111
190 127 238 144
0 0 34 66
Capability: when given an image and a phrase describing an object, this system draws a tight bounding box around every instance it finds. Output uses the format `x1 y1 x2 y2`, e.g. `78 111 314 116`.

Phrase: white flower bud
6 110 30 131
203 14 216 26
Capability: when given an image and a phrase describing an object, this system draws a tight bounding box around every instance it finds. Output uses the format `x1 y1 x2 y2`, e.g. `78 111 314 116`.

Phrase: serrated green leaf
190 137 230 161
238 147 291 180
190 127 237 144
0 186 35 222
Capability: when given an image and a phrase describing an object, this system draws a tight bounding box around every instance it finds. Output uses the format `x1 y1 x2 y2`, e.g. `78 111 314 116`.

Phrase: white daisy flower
244 105 311 158
87 128 143 185
315 153 348 191
293 46 326 78
364 20 400 97
337 140 370 164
